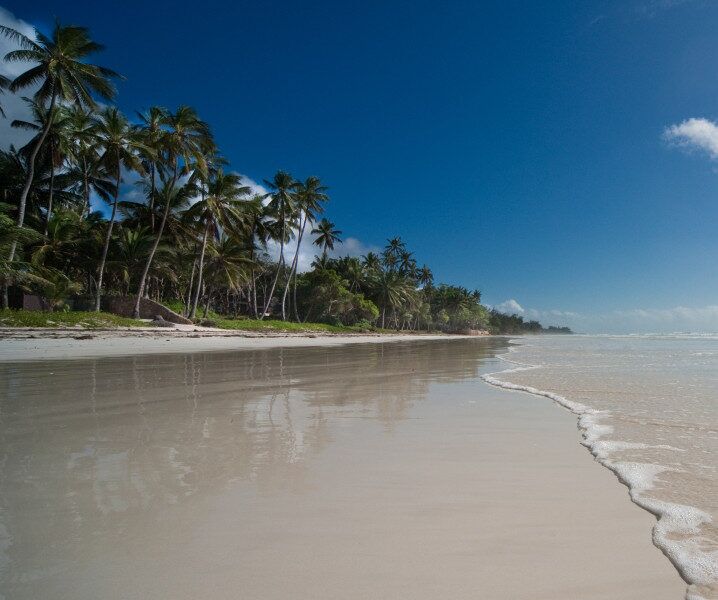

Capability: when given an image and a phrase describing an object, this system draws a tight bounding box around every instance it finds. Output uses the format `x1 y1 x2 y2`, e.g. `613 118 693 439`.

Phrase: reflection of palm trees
0 338 509 595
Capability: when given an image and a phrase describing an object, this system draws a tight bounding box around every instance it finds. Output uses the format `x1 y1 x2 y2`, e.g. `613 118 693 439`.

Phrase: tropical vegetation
0 19 566 335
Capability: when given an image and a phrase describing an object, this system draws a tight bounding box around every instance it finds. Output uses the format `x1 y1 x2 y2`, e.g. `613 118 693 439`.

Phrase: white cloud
237 173 269 199
663 117 718 160
0 6 37 150
493 299 524 315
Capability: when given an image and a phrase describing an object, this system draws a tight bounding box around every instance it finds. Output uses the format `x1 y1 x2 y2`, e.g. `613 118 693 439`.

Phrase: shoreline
482 342 709 600
0 328 479 362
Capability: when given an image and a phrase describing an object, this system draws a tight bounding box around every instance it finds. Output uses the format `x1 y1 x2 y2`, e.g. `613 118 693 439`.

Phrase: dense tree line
0 20 567 334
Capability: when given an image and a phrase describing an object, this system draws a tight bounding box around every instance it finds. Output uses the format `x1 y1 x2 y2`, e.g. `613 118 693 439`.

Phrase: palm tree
418 264 433 288
0 202 46 294
312 218 342 259
12 99 72 234
371 271 412 329
131 178 191 315
244 195 270 318
201 234 251 317
132 106 211 318
0 74 9 117
94 107 146 311
261 171 297 320
362 252 382 275
382 236 405 272
64 105 113 215
283 176 328 321
184 170 250 319
109 226 155 293
0 22 119 273
135 106 168 231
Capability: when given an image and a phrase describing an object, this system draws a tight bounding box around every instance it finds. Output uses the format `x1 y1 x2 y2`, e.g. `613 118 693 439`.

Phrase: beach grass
0 309 150 329
206 316 368 334
160 300 373 333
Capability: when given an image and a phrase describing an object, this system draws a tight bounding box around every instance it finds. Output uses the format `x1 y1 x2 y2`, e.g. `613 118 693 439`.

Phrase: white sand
0 329 469 362
0 337 686 598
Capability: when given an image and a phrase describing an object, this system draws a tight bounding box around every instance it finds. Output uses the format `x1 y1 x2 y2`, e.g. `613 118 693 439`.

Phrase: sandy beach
0 336 686 599
0 328 472 362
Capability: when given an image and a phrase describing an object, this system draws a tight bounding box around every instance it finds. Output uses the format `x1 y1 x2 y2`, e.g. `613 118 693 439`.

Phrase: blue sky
2 0 718 332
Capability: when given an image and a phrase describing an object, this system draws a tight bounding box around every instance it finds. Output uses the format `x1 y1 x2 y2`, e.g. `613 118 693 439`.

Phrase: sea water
484 334 718 600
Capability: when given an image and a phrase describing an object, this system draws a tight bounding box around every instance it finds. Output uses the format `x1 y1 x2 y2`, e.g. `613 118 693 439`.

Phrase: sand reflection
0 338 506 590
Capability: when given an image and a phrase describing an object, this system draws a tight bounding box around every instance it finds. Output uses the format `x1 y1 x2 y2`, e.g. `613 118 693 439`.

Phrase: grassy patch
0 309 150 329
159 299 372 333
208 316 367 334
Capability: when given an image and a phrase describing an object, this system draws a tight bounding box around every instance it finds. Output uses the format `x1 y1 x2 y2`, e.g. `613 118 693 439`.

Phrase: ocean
484 334 718 600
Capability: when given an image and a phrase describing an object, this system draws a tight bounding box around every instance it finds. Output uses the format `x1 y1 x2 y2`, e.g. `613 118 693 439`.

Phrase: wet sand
0 338 685 599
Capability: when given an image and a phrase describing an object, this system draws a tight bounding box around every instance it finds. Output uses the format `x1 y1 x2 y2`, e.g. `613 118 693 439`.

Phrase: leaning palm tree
94 107 146 311
0 22 119 271
131 106 211 318
12 99 72 234
244 195 270 318
261 171 297 320
311 218 342 259
131 178 191 316
184 169 251 319
283 176 328 321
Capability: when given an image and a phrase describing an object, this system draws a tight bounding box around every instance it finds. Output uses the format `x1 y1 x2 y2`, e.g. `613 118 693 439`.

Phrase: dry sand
0 337 686 599
0 328 467 362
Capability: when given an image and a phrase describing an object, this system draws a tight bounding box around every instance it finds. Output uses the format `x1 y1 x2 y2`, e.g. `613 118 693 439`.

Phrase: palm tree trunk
81 156 90 216
261 207 286 320
190 222 210 319
95 159 121 312
44 139 55 236
132 190 172 318
249 244 259 319
282 212 306 322
203 286 212 318
185 258 197 317
8 90 57 264
149 162 156 231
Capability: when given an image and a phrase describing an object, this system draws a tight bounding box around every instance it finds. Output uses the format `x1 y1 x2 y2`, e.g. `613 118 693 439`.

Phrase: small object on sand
151 315 176 328
73 334 94 340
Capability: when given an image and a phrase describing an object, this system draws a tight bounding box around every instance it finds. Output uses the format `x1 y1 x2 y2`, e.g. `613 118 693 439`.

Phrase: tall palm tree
184 170 250 319
131 178 191 316
312 218 342 259
12 99 72 234
261 171 297 320
132 106 211 318
283 176 328 321
94 107 146 311
244 194 270 318
0 22 119 273
135 106 168 231
64 105 113 215
418 264 433 288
